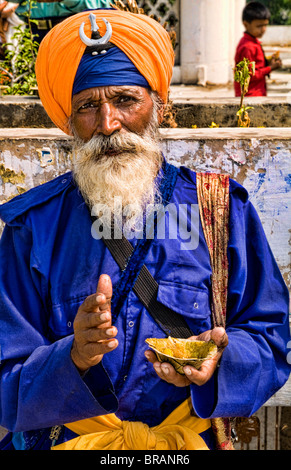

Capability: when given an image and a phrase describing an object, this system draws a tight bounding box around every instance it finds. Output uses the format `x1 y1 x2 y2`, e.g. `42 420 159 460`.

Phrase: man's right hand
71 274 118 373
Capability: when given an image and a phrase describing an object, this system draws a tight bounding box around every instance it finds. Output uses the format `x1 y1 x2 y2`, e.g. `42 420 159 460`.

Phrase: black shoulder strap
102 234 193 338
88 160 193 338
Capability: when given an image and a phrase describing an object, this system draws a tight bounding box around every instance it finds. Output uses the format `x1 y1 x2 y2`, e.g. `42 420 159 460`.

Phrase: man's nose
96 103 122 136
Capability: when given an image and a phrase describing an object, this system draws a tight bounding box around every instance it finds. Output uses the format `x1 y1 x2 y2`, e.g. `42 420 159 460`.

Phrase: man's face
243 19 269 38
70 84 163 233
71 85 156 142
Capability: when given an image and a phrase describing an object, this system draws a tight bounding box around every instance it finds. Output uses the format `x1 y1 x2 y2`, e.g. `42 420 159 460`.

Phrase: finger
76 275 112 317
158 362 190 386
84 325 118 343
96 274 112 312
183 356 220 386
81 337 119 365
80 292 106 313
80 310 111 330
145 352 191 387
195 330 212 342
78 274 113 313
211 327 228 349
159 362 191 387
144 350 158 363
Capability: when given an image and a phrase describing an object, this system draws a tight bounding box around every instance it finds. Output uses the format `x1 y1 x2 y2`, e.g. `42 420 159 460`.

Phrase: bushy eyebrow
72 86 146 111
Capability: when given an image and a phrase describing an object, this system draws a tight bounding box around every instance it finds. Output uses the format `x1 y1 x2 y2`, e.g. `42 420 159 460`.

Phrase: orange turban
35 9 174 135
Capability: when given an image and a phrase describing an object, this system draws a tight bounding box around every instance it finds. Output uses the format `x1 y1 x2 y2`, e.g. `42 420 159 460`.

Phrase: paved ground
170 46 291 101
170 70 291 102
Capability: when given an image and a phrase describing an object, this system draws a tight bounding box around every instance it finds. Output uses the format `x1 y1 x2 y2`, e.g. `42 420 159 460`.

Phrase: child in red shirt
234 1 282 96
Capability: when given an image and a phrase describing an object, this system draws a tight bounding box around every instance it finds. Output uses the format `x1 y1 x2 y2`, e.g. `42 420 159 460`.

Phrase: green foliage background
247 0 291 25
0 25 39 95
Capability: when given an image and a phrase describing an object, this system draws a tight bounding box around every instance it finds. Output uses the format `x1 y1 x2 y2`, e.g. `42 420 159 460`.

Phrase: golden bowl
145 336 218 375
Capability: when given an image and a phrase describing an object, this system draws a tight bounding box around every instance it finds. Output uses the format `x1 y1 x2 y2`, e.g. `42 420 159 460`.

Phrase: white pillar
231 0 247 76
179 0 203 84
179 0 246 85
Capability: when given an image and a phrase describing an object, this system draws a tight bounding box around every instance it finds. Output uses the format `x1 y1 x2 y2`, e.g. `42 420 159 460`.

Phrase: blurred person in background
234 1 282 96
0 0 111 45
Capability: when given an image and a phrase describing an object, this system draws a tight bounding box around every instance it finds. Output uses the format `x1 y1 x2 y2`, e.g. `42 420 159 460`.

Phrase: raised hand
71 274 118 373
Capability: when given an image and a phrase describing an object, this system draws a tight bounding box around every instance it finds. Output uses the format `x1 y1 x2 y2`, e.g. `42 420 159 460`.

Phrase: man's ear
157 104 166 125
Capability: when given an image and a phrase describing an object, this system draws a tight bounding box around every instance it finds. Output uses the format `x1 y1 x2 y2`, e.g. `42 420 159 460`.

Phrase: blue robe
0 163 290 449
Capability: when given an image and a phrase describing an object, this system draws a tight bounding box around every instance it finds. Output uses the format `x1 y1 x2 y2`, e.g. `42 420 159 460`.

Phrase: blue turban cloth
72 46 150 95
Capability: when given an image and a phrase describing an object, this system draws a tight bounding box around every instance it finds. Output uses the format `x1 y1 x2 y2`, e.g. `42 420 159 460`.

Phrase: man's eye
79 102 96 111
117 95 136 104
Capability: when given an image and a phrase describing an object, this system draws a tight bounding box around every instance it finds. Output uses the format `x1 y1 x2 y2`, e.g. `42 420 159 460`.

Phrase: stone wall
1 97 291 129
161 127 291 293
1 127 290 293
262 26 291 47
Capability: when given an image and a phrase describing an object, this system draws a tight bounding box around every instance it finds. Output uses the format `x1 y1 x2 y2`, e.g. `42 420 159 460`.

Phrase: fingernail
100 312 110 321
162 365 169 375
108 340 116 348
96 295 103 303
184 367 191 375
154 363 161 372
106 327 115 336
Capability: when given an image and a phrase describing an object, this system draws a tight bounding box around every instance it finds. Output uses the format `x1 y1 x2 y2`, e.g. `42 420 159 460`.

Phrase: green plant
234 58 255 127
0 0 39 95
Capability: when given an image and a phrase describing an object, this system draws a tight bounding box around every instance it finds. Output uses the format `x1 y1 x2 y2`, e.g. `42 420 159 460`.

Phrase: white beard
72 120 163 235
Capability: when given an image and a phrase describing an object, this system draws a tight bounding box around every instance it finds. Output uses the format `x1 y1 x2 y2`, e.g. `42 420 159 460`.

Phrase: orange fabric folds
52 398 211 450
35 9 174 135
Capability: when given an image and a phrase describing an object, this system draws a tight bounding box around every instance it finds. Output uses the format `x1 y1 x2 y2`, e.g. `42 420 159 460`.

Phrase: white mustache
73 129 159 161
71 112 163 234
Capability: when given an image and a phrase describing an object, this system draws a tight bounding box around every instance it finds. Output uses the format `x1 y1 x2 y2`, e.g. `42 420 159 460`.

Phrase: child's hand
270 56 282 71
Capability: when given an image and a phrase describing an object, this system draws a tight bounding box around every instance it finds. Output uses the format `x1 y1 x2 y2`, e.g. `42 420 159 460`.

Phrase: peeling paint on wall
36 147 55 168
0 139 72 205
0 164 25 185
162 136 291 292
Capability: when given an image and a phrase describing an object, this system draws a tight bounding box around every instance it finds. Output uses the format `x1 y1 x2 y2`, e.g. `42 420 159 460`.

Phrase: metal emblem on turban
79 13 112 48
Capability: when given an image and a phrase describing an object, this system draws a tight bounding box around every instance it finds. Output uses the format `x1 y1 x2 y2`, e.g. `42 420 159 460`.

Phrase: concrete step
263 45 291 67
0 94 290 129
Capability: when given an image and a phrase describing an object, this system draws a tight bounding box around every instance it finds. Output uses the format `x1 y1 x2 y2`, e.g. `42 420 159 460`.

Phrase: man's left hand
145 327 228 387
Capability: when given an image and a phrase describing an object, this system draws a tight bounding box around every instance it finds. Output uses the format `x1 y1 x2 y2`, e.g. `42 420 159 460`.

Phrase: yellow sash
52 398 210 450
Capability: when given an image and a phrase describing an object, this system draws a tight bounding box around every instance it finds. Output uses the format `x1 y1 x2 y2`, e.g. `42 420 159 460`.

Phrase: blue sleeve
191 184 291 418
0 223 118 432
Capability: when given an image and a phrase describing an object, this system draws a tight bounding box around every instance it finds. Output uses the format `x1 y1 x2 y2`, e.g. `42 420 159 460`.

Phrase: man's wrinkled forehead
72 85 151 108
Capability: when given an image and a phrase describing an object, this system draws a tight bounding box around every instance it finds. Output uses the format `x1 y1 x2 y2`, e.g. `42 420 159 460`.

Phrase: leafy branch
0 0 39 95
234 58 255 127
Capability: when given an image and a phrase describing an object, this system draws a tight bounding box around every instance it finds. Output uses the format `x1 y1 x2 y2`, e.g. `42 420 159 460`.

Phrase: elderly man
0 9 290 451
